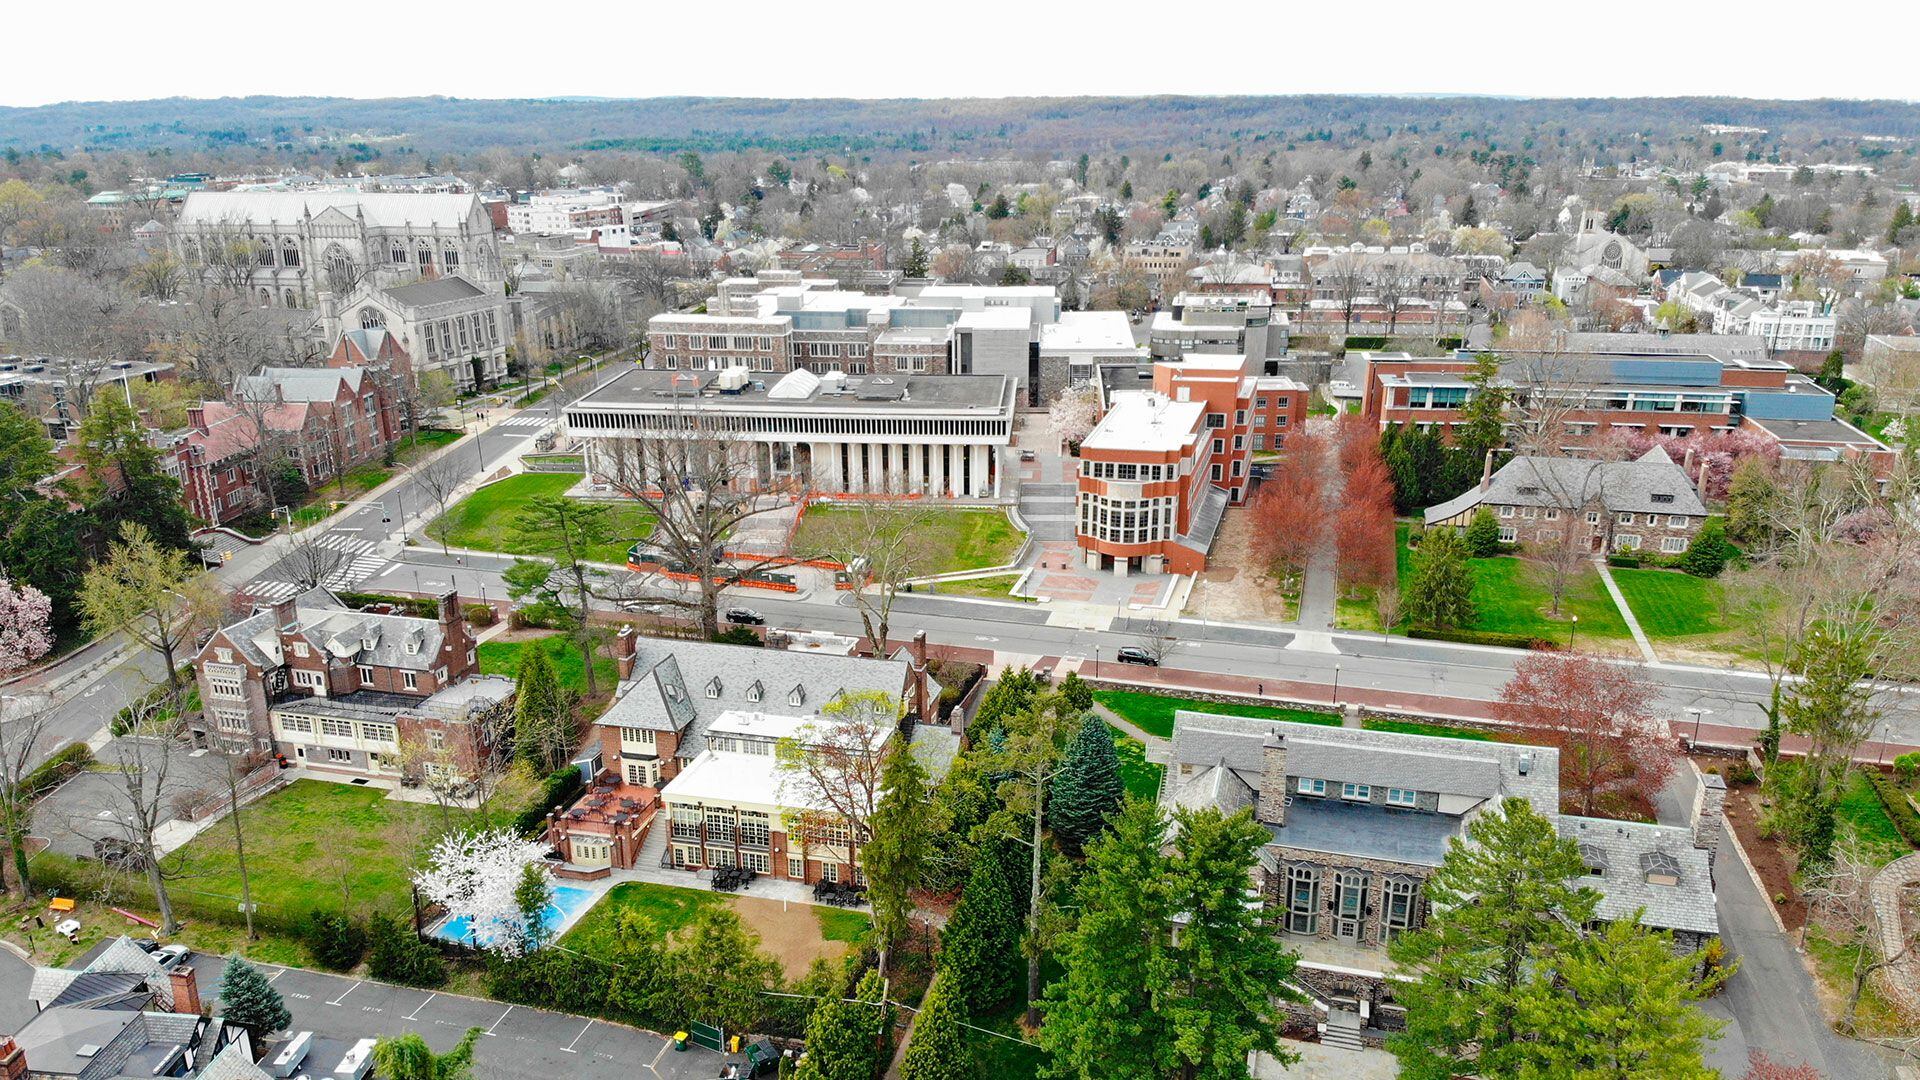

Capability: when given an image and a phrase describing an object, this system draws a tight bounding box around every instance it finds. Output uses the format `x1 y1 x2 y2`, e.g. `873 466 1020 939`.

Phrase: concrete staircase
1176 485 1229 554
637 816 671 869
1320 1008 1366 1052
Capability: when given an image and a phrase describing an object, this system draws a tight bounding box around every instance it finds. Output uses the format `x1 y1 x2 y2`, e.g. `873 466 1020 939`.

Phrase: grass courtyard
791 505 1024 577
1609 567 1731 639
1092 689 1338 740
1465 555 1631 643
560 881 871 979
427 473 655 564
479 631 618 698
917 573 1032 602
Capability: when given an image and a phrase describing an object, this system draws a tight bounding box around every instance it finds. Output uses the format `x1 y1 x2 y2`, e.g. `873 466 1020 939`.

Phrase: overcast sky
4 1 1917 108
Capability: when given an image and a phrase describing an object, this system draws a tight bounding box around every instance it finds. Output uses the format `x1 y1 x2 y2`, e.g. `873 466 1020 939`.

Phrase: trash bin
673 1031 689 1052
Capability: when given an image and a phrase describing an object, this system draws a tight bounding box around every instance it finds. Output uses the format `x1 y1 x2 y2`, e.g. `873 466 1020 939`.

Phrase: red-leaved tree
1740 1052 1822 1080
1494 652 1676 817
1334 420 1399 595
1250 430 1327 593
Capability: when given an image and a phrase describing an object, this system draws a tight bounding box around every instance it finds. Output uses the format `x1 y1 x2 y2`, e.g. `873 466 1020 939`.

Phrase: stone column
1692 771 1726 868
1258 731 1289 825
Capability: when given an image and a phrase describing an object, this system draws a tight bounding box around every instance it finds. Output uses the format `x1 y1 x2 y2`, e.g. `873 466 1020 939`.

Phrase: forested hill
4 94 1919 158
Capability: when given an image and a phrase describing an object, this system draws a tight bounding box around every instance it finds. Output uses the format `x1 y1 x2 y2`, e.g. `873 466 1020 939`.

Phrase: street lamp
1568 614 1579 651
1332 663 1342 706
1687 707 1704 748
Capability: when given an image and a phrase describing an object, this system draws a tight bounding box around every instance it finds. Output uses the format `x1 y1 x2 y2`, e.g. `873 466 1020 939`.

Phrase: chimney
1258 730 1289 826
1682 446 1698 487
0 1037 26 1080
615 625 637 681
186 405 209 434
436 590 460 627
1480 448 1497 492
1693 771 1727 869
910 631 930 725
168 965 203 1015
270 596 298 629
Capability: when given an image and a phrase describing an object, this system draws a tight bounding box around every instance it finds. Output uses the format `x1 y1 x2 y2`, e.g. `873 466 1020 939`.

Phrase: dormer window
1640 851 1681 887
404 640 418 655
788 686 805 708
292 643 309 659
746 681 764 703
706 677 722 699
1580 843 1609 877
664 681 683 702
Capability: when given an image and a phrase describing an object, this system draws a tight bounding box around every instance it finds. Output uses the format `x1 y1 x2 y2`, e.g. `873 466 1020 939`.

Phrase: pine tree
1048 718 1124 852
794 969 891 1080
865 743 932 975
1387 798 1596 1080
76 388 193 553
1404 528 1476 630
969 668 1042 745
217 955 291 1038
1463 508 1503 557
1888 201 1914 245
1056 670 1093 713
668 907 781 1035
900 979 976 1080
938 839 1024 1016
512 642 568 771
1514 915 1726 1080
902 237 930 277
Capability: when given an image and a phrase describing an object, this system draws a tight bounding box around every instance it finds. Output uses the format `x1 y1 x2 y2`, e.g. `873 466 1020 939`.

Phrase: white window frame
1296 777 1326 796
1341 782 1371 802
1387 788 1417 807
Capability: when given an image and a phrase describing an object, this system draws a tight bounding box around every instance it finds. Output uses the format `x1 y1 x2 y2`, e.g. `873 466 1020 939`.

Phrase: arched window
360 307 386 330
280 238 300 268
283 288 297 307
390 240 406 264
255 241 274 267
416 241 433 267
442 245 460 270
258 288 273 306
181 238 200 264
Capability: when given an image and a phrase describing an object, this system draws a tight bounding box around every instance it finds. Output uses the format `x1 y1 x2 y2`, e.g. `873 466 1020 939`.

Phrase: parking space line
266 967 286 983
326 982 358 1007
404 993 436 1020
484 1004 514 1035
560 1020 594 1053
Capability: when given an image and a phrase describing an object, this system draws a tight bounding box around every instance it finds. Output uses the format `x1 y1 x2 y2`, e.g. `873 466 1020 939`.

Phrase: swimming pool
431 883 599 948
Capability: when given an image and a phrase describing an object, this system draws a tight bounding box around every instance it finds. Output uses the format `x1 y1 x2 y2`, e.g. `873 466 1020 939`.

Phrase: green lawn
1362 718 1495 741
428 473 654 563
1108 726 1165 801
479 633 617 697
1466 556 1631 642
1837 770 1915 867
1610 568 1729 639
792 506 1024 577
161 780 457 921
1092 689 1338 740
559 882 721 954
919 573 1032 602
815 905 873 944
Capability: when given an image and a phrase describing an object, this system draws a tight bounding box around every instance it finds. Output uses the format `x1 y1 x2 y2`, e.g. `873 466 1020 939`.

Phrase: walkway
1870 851 1920 1015
1091 700 1168 751
1592 559 1658 663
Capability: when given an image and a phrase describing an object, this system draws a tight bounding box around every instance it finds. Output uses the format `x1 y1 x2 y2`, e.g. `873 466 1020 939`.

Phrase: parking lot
46 943 727 1080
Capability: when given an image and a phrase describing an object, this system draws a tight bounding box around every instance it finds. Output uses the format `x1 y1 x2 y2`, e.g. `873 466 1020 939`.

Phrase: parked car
1114 646 1160 666
724 608 766 626
153 944 192 972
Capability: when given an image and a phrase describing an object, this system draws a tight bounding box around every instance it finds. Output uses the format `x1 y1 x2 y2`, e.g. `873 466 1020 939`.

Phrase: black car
724 608 766 626
1114 646 1159 666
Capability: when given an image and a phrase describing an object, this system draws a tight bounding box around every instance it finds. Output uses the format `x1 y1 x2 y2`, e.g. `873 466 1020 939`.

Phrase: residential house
1423 446 1708 554
1162 713 1721 1038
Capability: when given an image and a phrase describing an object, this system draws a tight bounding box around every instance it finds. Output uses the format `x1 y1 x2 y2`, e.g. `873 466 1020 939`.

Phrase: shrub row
1864 770 1920 848
513 767 587 838
1408 627 1558 651
21 743 94 801
336 590 439 618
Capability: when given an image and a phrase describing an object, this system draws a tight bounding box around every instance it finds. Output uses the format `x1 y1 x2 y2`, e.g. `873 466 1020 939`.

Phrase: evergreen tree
1679 518 1730 578
1388 798 1596 1080
1048 718 1124 852
0 495 89 638
217 955 291 1039
902 237 930 277
1514 915 1725 1080
970 668 1042 745
512 641 569 771
900 979 976 1080
1463 507 1503 557
938 837 1024 1016
1118 180 1133 200
865 743 932 975
985 193 1011 219
795 969 891 1080
1056 670 1093 713
668 906 781 1034
1888 201 1914 245
1404 529 1476 630
600 909 674 1027
1723 458 1778 549
1455 354 1510 462
75 388 192 552
367 910 447 987
1039 800 1178 1079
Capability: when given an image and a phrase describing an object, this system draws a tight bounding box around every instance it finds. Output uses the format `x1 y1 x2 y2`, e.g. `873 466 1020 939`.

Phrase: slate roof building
1160 712 1724 1042
325 273 512 391
1423 445 1709 554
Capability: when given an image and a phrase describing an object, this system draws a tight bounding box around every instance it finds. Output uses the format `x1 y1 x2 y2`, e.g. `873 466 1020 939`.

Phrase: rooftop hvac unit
715 366 750 392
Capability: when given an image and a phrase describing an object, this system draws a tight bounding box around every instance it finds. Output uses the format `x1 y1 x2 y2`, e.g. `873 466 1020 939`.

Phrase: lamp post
1687 707 1704 749
1568 614 1579 651
1332 663 1342 706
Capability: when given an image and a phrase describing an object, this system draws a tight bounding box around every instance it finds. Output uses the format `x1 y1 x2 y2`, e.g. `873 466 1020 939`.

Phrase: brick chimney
1692 771 1726 869
270 596 298 629
436 590 460 627
1480 448 1497 492
168 965 202 1015
186 405 209 435
1257 730 1289 826
615 625 637 681
910 631 930 726
0 1037 26 1080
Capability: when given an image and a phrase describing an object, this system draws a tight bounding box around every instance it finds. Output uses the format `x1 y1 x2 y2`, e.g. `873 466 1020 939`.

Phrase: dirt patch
727 895 853 980
1187 509 1296 623
1723 779 1807 931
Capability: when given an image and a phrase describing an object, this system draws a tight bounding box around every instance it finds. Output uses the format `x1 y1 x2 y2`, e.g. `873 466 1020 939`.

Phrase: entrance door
1334 872 1368 942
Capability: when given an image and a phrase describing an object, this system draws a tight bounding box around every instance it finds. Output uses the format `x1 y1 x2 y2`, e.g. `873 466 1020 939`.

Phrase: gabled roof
236 367 363 404
178 191 482 230
1559 815 1719 935
380 274 489 308
1424 447 1708 524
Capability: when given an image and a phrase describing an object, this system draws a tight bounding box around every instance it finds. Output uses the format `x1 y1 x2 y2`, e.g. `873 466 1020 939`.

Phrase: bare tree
595 410 801 638
1317 252 1368 342
1129 617 1177 663
790 496 940 656
415 450 472 555
0 693 58 894
1374 258 1408 334
774 691 898 878
281 527 352 591
1804 832 1915 1034
65 693 194 933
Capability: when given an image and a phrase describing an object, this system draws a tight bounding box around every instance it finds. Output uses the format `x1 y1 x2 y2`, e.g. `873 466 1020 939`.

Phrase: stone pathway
1090 700 1168 750
1591 558 1658 663
1870 851 1920 1014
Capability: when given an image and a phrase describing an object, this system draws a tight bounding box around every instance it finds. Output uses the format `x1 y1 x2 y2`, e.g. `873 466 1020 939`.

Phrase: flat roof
1081 391 1203 453
1040 310 1138 353
1268 796 1463 868
1749 415 1889 448
570 367 1013 412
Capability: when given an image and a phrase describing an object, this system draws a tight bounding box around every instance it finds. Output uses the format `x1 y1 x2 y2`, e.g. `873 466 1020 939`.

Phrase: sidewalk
1592 558 1657 663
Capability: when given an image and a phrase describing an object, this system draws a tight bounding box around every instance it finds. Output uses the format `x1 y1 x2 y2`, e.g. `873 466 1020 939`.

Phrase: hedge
21 743 93 801
1408 627 1557 651
337 591 439 618
1864 771 1920 848
514 767 587 837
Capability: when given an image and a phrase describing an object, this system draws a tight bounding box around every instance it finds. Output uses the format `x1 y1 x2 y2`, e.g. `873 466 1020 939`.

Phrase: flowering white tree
0 578 53 675
413 829 552 956
1047 382 1101 449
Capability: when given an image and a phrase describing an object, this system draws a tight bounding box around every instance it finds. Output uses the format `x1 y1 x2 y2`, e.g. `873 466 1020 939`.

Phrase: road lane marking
404 993 436 1020
485 1004 514 1035
326 982 357 1006
561 1020 594 1053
